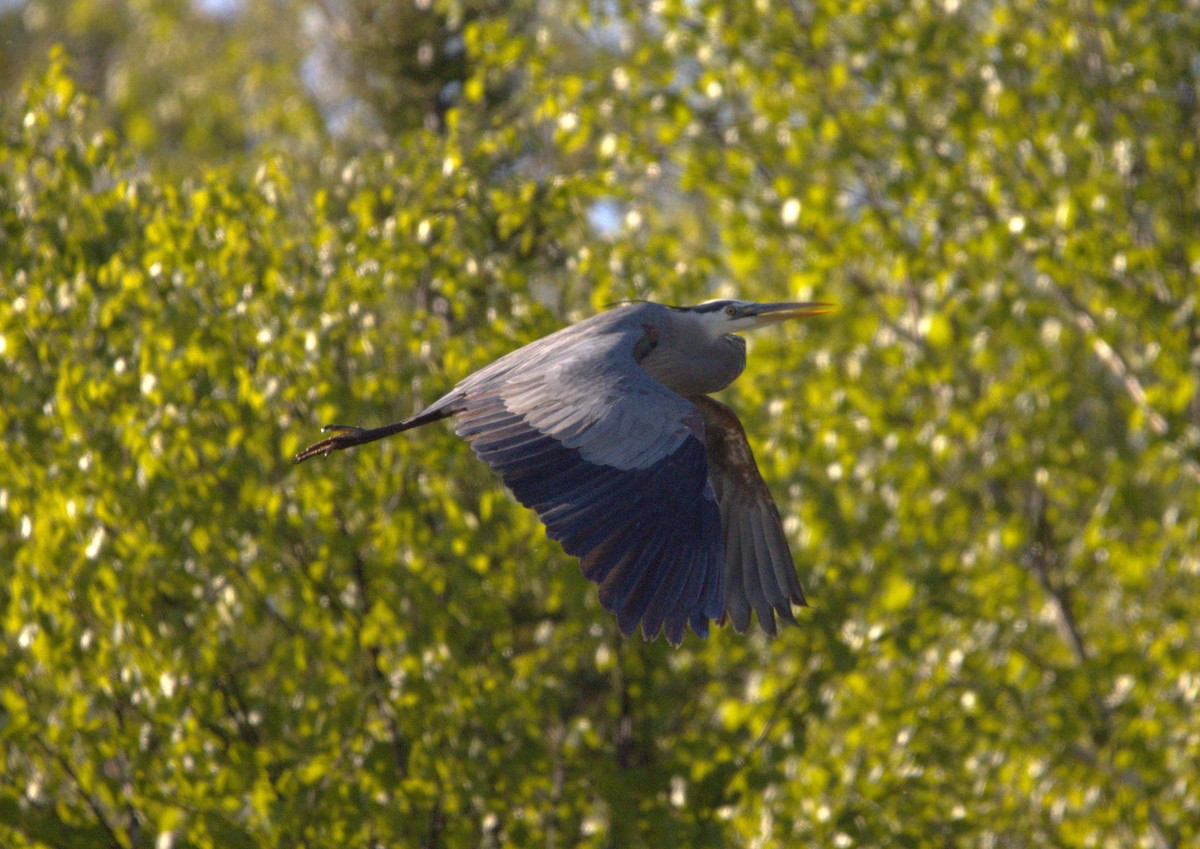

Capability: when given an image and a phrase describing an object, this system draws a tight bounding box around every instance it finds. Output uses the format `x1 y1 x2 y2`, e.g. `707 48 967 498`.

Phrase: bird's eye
724 305 737 317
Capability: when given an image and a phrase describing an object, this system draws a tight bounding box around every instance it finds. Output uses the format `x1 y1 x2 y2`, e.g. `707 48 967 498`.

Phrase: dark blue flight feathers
458 398 724 645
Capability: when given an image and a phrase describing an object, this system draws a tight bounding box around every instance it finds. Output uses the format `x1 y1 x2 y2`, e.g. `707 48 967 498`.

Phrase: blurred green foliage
2 1 1199 847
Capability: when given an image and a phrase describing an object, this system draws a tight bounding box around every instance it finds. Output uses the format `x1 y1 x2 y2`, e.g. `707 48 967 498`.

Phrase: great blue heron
295 299 831 645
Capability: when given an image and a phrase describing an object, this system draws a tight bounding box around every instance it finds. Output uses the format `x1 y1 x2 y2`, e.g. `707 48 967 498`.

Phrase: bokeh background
2 1 1199 846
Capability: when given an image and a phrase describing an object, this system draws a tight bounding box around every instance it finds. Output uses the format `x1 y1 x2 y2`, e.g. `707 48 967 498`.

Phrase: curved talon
294 426 365 464
294 414 438 466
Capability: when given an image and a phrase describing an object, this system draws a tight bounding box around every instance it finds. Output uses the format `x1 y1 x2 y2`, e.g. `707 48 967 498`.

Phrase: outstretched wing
452 325 725 645
693 395 806 636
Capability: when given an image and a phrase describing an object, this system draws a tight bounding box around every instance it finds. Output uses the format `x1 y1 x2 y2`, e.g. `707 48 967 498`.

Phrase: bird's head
679 299 835 336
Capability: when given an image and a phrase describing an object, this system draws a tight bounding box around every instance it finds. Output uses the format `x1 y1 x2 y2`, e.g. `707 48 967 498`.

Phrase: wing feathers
694 395 806 636
643 546 691 637
454 322 724 643
741 511 777 635
615 533 674 637
723 512 752 633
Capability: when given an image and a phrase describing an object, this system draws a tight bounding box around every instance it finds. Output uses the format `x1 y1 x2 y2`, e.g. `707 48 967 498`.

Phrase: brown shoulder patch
632 322 659 362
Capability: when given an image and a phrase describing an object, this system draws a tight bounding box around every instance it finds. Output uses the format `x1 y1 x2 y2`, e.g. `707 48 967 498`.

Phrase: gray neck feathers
641 332 747 397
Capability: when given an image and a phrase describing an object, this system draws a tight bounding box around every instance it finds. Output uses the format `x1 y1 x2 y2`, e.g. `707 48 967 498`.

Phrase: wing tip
664 615 687 647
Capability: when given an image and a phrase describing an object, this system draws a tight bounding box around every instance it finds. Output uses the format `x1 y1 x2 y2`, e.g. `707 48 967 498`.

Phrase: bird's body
296 299 830 645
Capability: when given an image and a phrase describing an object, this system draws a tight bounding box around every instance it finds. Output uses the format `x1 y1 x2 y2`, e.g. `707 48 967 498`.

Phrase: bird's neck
641 333 747 397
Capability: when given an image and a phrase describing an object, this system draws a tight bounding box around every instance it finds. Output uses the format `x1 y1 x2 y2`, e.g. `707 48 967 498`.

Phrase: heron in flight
295 299 831 645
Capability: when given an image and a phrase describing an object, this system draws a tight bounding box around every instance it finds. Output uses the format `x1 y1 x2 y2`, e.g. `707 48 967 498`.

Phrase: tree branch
38 739 125 849
337 510 411 780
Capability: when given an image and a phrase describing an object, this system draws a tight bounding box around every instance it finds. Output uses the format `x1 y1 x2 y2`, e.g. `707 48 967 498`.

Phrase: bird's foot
293 424 367 463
